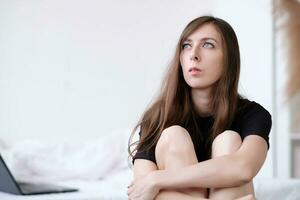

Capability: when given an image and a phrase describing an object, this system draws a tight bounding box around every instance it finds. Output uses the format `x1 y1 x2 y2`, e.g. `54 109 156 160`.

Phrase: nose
190 48 200 61
190 55 199 61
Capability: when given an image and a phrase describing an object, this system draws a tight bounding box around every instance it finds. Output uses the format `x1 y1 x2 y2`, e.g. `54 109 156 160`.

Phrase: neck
191 88 213 117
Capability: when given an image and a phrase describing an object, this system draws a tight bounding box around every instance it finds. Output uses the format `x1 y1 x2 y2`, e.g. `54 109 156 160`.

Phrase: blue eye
182 43 191 49
203 42 214 48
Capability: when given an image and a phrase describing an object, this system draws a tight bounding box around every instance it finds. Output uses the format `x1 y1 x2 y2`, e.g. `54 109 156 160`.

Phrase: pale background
0 0 288 178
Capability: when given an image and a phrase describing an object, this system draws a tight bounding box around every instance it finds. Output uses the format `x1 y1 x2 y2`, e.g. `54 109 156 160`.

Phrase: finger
127 188 130 196
127 181 134 188
127 185 134 195
128 193 134 200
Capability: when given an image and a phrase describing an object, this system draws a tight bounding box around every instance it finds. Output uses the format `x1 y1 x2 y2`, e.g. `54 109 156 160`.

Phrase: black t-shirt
132 98 272 165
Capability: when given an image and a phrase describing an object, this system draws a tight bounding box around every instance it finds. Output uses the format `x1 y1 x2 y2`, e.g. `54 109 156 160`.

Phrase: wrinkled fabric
0 128 130 182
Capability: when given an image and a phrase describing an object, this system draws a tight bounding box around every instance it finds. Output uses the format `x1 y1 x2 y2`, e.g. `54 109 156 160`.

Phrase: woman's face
180 23 224 90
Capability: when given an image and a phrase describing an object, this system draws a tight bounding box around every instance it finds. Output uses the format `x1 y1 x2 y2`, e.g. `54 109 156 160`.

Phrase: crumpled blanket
0 128 133 183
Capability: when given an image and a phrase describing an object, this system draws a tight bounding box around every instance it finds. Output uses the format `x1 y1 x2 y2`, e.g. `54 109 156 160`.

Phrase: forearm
155 153 250 190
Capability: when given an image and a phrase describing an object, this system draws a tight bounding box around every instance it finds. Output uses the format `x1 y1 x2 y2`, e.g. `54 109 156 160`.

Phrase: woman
127 16 271 200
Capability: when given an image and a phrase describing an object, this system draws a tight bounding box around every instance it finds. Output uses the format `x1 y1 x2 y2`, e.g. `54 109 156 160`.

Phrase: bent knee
156 125 194 154
212 130 242 157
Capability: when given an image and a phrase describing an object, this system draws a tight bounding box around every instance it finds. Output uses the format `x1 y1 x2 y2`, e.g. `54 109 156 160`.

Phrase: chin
186 81 208 89
192 84 215 90
192 86 210 90
186 80 216 90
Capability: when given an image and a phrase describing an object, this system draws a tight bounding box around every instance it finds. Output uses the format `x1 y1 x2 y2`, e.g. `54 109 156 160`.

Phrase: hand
127 171 160 200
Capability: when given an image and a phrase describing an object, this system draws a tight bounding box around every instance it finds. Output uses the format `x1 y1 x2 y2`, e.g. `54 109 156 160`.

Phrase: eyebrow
183 37 218 43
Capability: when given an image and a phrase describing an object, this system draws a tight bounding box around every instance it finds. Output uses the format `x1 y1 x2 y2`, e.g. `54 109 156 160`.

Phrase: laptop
0 155 78 195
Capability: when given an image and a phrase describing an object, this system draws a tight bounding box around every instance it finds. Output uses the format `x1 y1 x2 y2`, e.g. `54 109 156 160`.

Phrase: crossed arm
129 135 268 199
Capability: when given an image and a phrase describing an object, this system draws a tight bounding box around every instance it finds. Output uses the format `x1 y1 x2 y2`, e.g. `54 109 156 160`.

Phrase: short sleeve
132 131 157 165
239 102 272 149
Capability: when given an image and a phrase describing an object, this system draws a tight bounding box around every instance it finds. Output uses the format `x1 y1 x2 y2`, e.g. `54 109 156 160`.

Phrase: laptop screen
0 155 22 195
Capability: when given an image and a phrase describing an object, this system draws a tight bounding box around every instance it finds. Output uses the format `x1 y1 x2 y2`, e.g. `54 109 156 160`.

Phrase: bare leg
209 130 255 200
235 194 256 200
154 125 208 199
155 190 205 200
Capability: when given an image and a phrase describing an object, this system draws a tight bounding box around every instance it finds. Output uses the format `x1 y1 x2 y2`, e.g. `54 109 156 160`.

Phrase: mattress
0 168 132 200
1 168 300 200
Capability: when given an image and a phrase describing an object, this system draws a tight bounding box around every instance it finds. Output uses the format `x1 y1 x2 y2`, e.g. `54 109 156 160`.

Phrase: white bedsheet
254 177 300 200
0 168 132 200
1 129 300 200
0 128 130 182
1 168 300 200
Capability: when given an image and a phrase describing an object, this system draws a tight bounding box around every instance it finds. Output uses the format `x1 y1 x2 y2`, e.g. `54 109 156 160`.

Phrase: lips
188 67 202 72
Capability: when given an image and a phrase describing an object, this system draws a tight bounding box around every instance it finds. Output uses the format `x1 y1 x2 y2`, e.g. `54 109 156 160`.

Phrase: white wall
274 11 291 178
212 0 274 178
1 0 278 177
0 0 212 142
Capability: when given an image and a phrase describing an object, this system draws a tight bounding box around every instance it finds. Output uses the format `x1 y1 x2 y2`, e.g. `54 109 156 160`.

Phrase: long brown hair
128 16 241 164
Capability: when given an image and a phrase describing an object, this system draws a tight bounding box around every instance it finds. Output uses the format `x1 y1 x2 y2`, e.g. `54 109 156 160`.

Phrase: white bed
1 168 300 200
1 129 300 200
0 168 132 200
